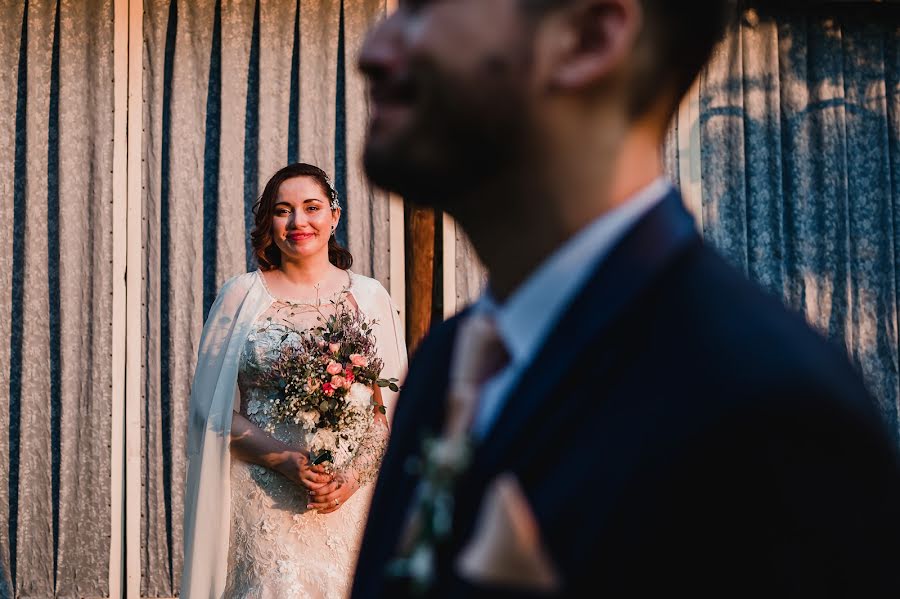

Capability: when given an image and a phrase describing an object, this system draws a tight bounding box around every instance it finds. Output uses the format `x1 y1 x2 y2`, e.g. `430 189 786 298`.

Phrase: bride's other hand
230 411 333 490
307 471 360 513
275 451 334 491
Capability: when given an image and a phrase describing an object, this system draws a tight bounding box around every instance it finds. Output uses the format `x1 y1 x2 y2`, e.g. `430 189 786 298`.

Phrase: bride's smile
270 176 340 261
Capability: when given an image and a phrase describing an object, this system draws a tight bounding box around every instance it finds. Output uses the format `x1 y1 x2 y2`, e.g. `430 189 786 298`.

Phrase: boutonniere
389 311 505 591
387 432 474 593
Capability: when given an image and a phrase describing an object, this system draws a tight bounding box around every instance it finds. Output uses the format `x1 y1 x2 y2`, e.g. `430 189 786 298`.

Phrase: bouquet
263 300 399 470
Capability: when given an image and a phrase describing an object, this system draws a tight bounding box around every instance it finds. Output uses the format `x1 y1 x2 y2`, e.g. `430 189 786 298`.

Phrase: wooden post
110 0 129 596
125 0 143 594
405 204 437 352
442 211 457 319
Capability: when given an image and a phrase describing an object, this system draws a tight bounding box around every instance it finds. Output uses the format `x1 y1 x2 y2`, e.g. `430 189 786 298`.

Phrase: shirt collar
477 177 673 365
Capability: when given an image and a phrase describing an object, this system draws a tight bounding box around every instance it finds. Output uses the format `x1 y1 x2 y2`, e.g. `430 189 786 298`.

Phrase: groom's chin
363 146 451 209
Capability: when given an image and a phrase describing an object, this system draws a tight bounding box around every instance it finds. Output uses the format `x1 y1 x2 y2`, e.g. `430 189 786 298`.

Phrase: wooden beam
125 0 143 595
442 212 457 319
110 0 129 596
405 204 435 352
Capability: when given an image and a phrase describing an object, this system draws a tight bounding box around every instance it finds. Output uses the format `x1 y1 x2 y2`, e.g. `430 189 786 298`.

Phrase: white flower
347 382 373 410
427 438 469 469
409 545 435 585
246 399 262 415
308 429 337 454
297 410 320 431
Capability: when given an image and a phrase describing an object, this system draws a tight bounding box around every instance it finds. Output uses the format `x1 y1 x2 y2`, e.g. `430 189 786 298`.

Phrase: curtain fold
0 2 25 596
143 2 217 592
18 3 56 594
55 0 116 594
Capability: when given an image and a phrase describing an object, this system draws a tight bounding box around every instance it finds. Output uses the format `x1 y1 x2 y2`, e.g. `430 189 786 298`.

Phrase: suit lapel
474 191 700 473
362 315 462 574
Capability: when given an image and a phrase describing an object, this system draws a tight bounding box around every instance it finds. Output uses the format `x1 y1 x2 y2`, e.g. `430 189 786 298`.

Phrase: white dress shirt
471 177 673 438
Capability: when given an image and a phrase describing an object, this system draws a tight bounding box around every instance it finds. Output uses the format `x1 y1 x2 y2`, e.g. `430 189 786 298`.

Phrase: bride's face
271 176 341 263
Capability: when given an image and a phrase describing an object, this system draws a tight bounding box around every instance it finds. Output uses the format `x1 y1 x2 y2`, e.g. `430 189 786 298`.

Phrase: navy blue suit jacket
351 191 900 597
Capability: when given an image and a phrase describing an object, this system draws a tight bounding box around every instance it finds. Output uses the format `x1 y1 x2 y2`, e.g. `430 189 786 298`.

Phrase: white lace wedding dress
223 280 389 598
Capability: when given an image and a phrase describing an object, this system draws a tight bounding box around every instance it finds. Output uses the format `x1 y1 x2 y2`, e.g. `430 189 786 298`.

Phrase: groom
353 0 900 596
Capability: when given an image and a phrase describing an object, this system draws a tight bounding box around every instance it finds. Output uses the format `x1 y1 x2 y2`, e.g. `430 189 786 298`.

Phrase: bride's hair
251 163 354 270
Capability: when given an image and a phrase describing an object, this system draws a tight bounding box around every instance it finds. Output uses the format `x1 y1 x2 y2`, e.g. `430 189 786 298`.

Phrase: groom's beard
363 58 534 213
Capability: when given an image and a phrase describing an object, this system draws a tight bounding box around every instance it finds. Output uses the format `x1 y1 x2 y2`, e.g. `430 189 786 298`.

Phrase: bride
180 163 407 598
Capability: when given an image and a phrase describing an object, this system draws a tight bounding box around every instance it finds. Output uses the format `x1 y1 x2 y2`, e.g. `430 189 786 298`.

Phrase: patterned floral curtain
698 7 900 441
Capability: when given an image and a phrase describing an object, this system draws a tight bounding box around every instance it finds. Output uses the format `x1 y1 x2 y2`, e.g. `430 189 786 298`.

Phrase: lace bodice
225 287 389 598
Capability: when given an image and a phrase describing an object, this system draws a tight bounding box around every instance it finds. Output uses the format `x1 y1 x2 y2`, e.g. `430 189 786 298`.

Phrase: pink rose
329 342 341 354
322 383 335 396
330 375 346 389
349 354 368 368
345 371 355 383
326 361 343 375
306 378 320 392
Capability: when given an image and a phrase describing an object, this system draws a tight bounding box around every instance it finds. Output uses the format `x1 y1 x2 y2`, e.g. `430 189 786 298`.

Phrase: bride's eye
275 208 292 216
307 206 320 212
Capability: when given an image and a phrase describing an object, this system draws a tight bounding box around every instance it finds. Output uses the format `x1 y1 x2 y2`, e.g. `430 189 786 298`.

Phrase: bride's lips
287 232 315 242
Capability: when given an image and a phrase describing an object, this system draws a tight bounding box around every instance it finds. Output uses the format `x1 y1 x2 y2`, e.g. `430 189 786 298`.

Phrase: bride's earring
331 225 335 237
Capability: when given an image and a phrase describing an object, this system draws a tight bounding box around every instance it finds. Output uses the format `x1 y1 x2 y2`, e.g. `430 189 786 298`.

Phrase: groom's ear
538 0 642 93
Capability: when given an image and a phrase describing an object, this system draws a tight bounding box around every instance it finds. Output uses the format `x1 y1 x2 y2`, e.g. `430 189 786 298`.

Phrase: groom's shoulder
659 243 873 406
675 245 836 358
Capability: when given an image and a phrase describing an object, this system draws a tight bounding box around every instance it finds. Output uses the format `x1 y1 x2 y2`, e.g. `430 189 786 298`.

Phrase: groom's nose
358 9 405 85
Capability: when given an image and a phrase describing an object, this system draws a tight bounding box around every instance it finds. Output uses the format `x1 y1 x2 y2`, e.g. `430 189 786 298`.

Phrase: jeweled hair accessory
324 176 340 211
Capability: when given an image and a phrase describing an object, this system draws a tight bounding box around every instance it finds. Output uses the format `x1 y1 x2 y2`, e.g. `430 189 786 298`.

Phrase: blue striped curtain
0 0 116 596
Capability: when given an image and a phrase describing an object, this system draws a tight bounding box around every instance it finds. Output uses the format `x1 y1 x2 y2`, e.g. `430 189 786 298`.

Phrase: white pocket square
456 473 562 592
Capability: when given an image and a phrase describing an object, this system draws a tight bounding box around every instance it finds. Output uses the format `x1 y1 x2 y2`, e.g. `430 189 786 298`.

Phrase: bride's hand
307 471 360 514
275 450 334 491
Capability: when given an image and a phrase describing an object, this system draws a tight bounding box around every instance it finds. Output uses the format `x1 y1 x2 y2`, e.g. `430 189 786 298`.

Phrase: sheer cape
180 270 407 598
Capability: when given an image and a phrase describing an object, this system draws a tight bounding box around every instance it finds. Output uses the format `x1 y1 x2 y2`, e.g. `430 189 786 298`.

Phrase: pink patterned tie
393 312 510 586
444 311 510 440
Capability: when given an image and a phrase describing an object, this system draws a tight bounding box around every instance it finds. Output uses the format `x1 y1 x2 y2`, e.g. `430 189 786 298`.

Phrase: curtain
140 0 393 595
0 0 116 597
455 224 486 311
699 8 900 441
